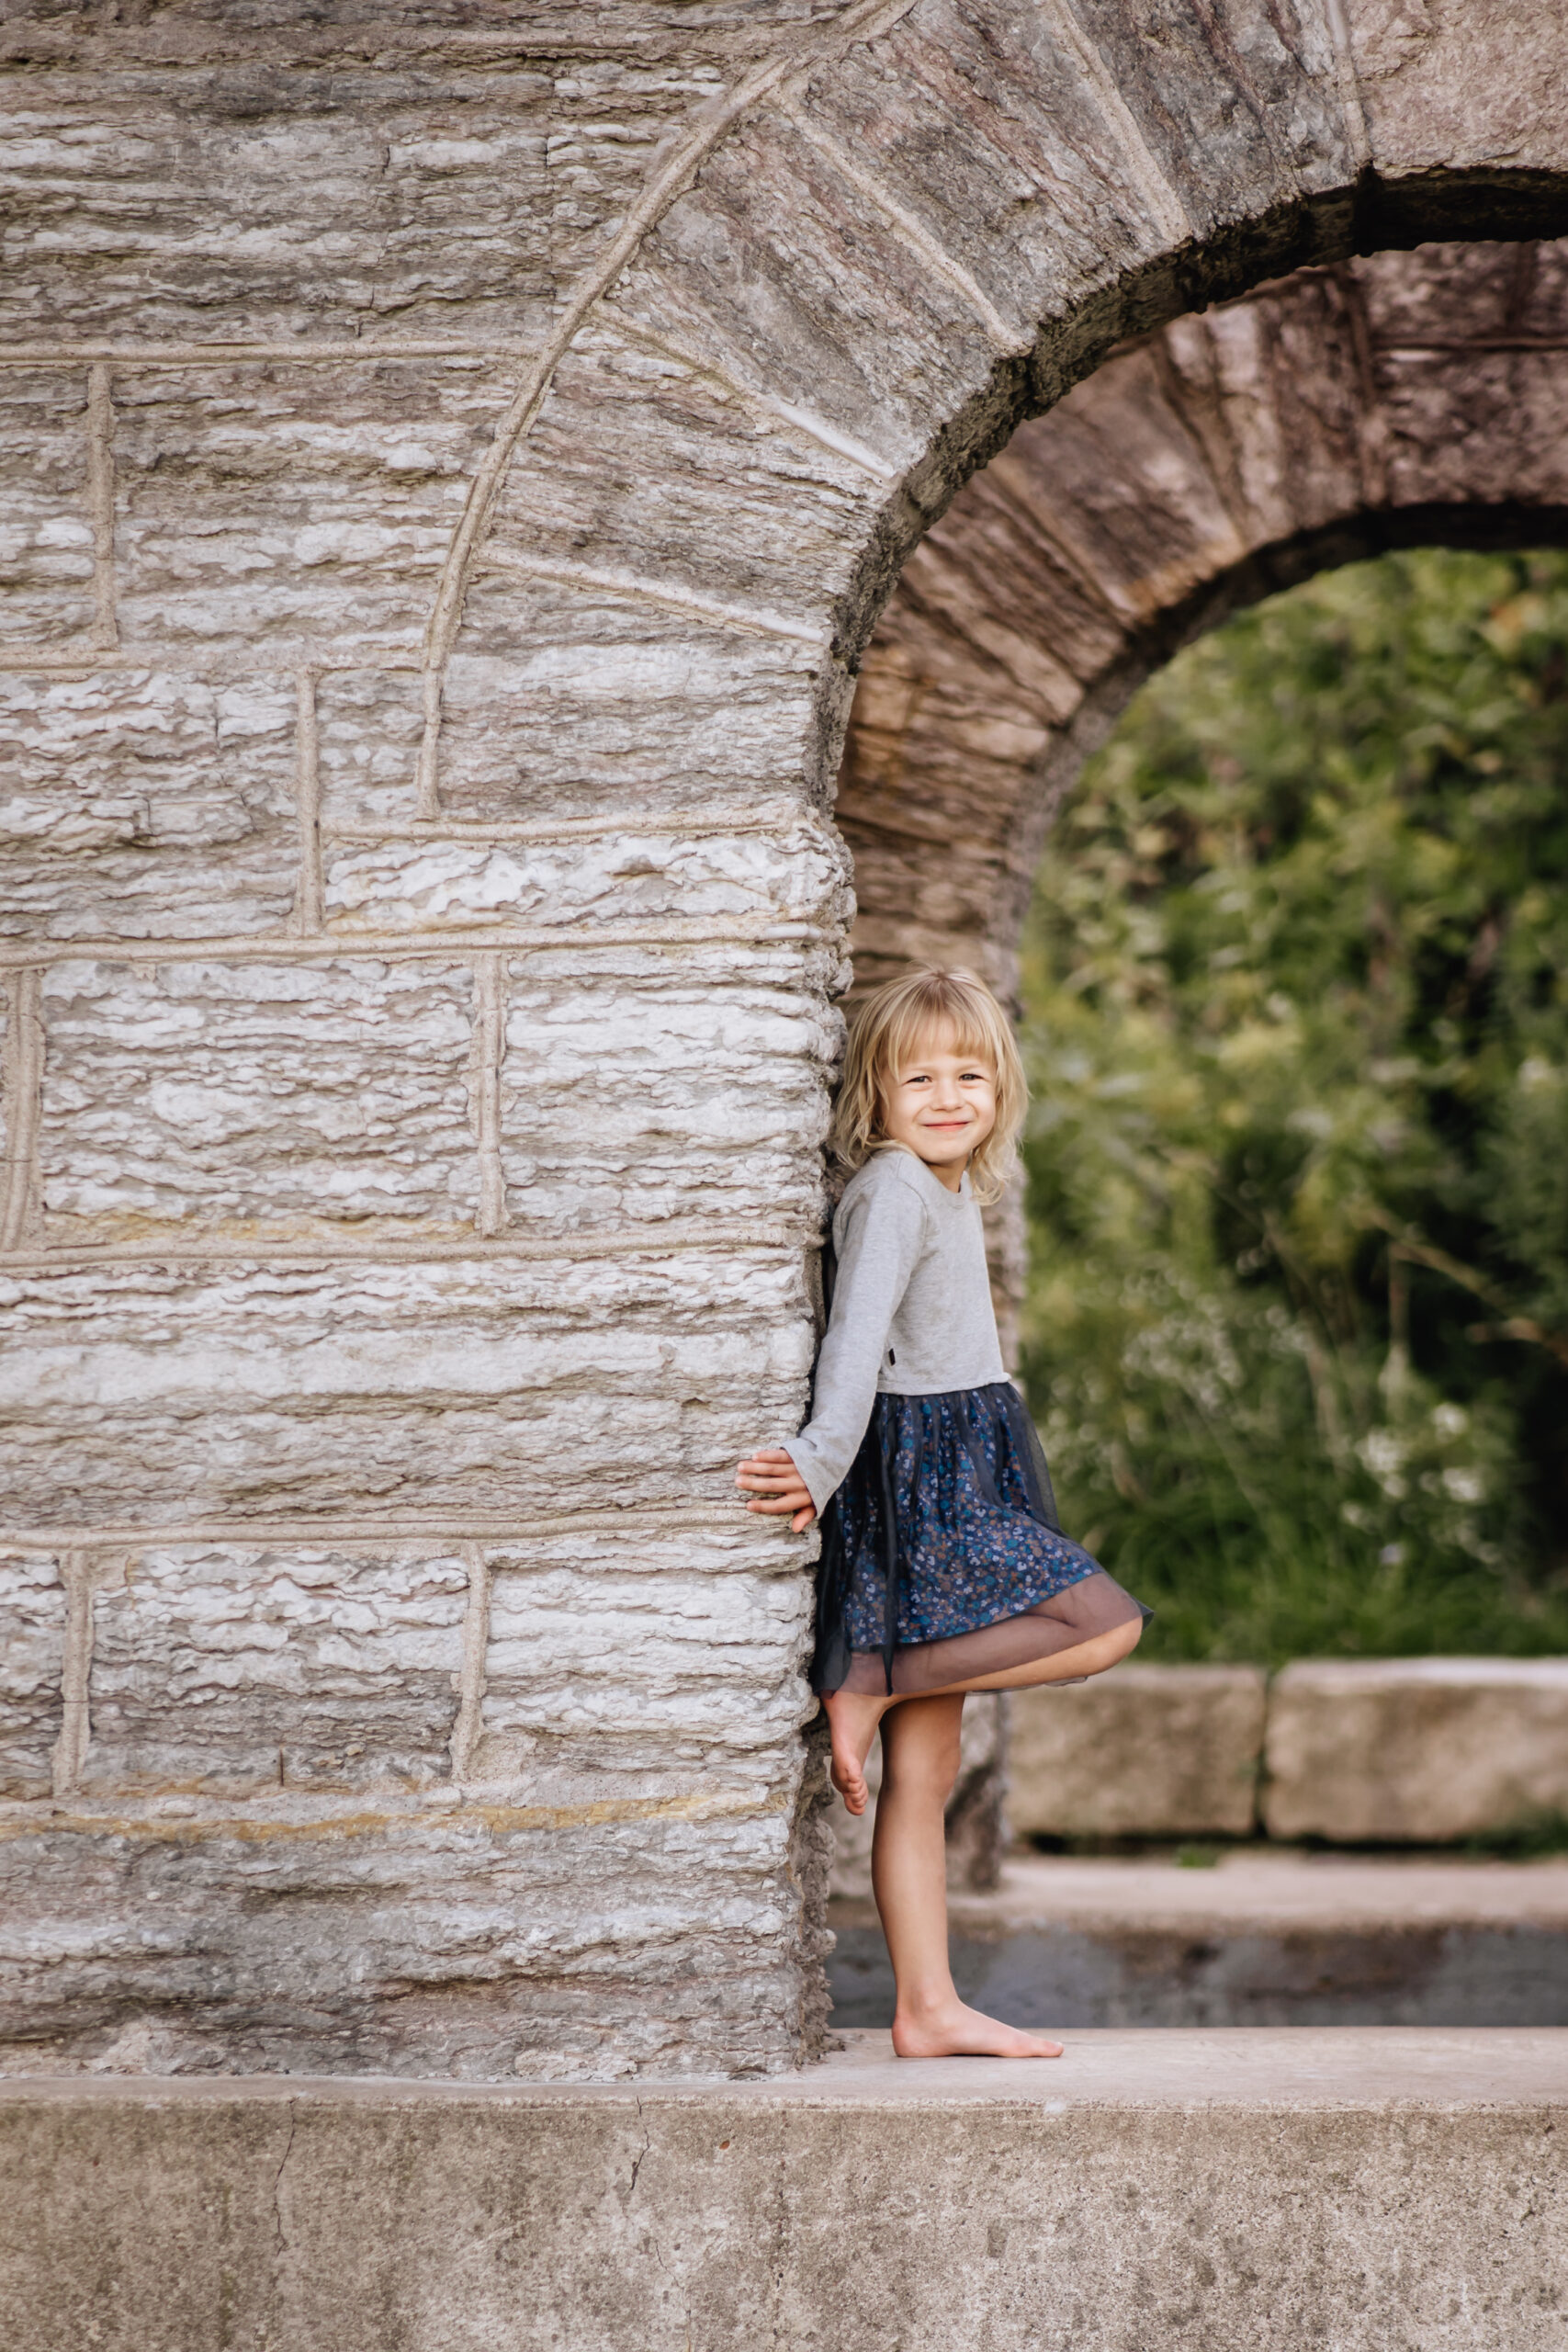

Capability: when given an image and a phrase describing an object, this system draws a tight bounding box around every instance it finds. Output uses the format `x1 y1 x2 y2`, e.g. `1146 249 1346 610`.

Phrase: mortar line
1319 0 1372 172
49 1552 127 1798
321 804 806 846
85 364 119 652
291 669 324 933
1032 0 1192 249
780 104 1023 355
1337 264 1392 510
51 1553 95 1798
0 340 540 367
0 1219 818 1273
0 650 425 677
1 1503 777 1552
1379 336 1568 356
598 310 898 480
2 1786 779 1847
413 665 444 818
447 1545 494 1782
0 917 818 971
0 969 45 1251
477 548 820 644
412 0 923 812
470 955 509 1236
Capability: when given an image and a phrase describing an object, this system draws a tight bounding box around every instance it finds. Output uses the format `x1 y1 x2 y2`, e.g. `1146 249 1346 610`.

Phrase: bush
1020 548 1568 1663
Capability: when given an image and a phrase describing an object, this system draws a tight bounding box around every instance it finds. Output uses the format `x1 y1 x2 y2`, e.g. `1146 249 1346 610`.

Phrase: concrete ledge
4 2031 1566 2350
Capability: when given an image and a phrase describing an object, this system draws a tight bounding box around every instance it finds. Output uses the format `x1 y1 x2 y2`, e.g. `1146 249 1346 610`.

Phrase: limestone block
321 815 849 939
995 343 1254 630
11 933 845 1261
0 1556 63 1800
491 334 881 620
0 671 299 941
312 668 426 830
0 70 558 344
482 1541 811 1764
627 122 1010 486
1264 1659 1568 1844
0 1791 818 2078
6 2040 1567 2352
1356 247 1568 508
1055 0 1357 220
800 3 1165 334
435 629 825 819
1163 296 1348 550
0 1254 819 1522
0 368 94 646
497 971 841 1207
1350 0 1568 192
80 1544 470 1798
113 362 513 659
38 957 479 1233
1008 1665 1267 1839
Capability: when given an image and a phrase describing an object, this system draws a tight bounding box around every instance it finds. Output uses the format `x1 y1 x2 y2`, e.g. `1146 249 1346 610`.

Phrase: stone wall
3 1 1568 2078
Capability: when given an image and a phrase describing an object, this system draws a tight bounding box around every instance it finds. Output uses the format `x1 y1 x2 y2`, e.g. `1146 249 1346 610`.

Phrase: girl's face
879 1023 997 1191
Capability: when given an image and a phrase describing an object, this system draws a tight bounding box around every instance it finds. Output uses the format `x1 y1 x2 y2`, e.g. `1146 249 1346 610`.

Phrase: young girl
737 967 1146 2060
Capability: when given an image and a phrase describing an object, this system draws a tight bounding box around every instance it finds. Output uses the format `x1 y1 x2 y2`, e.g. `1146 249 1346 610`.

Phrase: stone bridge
4 0 1568 2090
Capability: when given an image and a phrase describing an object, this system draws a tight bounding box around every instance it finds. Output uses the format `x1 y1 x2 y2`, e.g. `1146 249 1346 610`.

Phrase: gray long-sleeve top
784 1146 1007 1515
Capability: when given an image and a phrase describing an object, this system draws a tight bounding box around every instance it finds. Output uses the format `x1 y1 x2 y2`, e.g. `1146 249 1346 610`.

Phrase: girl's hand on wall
736 1448 817 1533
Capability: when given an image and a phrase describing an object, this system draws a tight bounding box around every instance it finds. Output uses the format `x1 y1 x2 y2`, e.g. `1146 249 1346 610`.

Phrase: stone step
5 2032 1566 2349
829 1851 1568 2030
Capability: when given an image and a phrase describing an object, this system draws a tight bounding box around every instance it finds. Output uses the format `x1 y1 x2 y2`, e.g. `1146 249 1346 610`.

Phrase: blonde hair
830 967 1026 1206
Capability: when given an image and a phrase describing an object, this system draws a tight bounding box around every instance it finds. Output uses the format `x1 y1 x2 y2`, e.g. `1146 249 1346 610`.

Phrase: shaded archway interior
838 237 1568 1004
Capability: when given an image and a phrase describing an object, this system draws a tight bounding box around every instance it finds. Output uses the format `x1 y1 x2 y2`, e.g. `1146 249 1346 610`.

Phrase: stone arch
839 237 1568 1003
3 5 1568 2085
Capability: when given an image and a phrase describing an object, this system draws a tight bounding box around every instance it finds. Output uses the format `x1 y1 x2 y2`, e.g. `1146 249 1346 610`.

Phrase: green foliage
1019 548 1568 1664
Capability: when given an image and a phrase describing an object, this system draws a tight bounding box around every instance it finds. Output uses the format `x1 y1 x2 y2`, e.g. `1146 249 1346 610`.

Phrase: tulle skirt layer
810 1381 1147 1697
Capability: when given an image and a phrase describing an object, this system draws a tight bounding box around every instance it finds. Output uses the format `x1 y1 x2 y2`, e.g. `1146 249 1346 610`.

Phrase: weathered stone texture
1009 1665 1268 1841
0 1556 63 1801
1 1256 818 1522
1265 1660 1568 1844
2 0 1567 2078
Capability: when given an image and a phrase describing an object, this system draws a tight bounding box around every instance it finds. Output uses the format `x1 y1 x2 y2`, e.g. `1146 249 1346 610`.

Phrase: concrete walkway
831 1851 1568 2030
948 1849 1568 1931
5 2031 1566 2349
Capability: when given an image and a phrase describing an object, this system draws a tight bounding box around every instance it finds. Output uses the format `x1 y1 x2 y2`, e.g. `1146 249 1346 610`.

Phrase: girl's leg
916 1607 1145 1702
874 1693 1062 2060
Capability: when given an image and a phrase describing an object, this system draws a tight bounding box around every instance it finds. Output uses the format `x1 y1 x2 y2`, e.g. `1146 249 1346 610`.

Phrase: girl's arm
738 1167 926 1526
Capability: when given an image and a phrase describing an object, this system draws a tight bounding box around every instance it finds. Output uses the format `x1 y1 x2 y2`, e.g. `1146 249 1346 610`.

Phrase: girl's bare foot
892 1998 1064 2060
821 1687 891 1814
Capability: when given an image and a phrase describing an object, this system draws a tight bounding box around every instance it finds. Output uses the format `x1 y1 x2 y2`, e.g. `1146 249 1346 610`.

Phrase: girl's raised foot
820 1687 889 1815
892 1999 1063 2060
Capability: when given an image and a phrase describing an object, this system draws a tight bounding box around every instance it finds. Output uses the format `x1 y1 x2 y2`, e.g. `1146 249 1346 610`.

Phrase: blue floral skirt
811 1382 1147 1697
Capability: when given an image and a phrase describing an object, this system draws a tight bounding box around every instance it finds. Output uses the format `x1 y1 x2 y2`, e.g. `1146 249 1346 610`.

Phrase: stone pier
4 0 1568 2085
